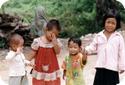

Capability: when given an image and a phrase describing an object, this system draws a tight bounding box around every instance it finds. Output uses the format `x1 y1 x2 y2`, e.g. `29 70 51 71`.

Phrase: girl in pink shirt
85 10 125 85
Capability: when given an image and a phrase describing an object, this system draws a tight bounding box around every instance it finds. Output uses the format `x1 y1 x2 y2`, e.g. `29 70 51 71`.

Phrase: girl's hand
120 70 125 74
46 31 55 41
51 33 58 45
26 63 35 68
51 33 60 54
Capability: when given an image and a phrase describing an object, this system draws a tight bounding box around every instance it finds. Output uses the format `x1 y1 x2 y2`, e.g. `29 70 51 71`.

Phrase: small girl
30 19 62 85
85 10 125 85
6 33 31 85
62 38 87 85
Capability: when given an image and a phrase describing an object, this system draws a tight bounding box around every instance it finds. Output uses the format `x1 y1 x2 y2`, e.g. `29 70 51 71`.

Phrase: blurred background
0 0 125 85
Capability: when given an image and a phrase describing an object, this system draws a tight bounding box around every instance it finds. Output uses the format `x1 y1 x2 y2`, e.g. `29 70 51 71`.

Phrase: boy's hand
81 48 88 57
16 47 23 54
80 47 88 65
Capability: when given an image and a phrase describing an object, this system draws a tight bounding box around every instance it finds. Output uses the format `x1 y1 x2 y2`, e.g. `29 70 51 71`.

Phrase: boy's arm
79 53 87 68
82 54 87 65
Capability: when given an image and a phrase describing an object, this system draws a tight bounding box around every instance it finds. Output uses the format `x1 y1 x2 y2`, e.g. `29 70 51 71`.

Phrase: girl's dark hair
46 19 61 31
68 37 82 47
103 9 121 30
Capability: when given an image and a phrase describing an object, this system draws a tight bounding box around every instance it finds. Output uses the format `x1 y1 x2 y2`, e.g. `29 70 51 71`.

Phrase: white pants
9 75 28 85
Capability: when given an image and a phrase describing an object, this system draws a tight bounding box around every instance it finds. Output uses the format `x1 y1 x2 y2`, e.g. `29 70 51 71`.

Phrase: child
85 10 125 85
30 19 62 85
5 33 31 85
62 38 87 85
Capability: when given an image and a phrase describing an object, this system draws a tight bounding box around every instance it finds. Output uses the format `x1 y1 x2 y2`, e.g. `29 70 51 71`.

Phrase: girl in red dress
30 19 62 85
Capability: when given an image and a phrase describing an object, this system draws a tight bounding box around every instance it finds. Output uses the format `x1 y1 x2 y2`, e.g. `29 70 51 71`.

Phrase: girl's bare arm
26 48 37 61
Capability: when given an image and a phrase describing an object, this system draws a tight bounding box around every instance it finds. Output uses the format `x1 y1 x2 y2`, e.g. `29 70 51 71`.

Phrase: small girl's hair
9 33 23 48
46 19 61 31
103 9 121 30
68 37 82 47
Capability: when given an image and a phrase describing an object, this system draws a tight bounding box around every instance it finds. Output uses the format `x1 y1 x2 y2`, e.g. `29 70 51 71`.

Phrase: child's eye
74 47 78 49
107 21 115 25
68 45 73 48
111 22 116 25
107 21 110 23
68 46 72 48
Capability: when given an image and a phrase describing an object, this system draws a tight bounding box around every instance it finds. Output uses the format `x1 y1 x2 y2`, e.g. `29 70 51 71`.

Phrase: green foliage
96 0 125 31
117 2 125 22
2 0 125 38
48 0 96 37
0 37 7 48
2 0 96 38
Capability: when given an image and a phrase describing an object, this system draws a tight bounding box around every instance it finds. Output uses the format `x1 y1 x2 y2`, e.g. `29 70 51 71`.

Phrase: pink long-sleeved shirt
85 30 125 71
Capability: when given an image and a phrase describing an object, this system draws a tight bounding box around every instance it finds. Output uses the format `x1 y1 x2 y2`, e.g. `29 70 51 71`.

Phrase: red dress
31 37 61 85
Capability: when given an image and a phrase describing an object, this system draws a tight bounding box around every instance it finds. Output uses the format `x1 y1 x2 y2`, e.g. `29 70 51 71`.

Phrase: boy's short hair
46 19 61 31
9 33 24 48
68 37 82 47
103 9 121 30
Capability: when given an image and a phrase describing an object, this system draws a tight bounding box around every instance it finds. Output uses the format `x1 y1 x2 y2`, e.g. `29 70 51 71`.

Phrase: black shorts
93 68 119 85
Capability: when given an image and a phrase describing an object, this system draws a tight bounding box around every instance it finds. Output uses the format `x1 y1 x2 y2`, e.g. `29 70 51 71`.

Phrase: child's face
105 18 117 33
45 27 59 41
68 41 81 55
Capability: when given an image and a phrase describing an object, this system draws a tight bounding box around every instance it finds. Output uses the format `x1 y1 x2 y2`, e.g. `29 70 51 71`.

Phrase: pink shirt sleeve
118 35 125 71
85 36 98 54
